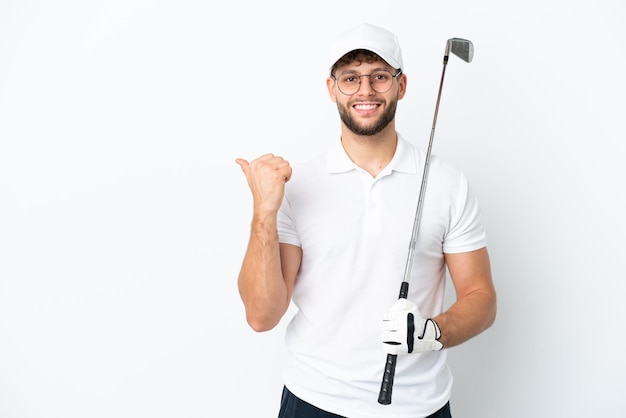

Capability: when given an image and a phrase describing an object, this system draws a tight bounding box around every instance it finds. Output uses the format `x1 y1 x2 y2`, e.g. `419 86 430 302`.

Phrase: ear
326 77 338 103
397 72 407 100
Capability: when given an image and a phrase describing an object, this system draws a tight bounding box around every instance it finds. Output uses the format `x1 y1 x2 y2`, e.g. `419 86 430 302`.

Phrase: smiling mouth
352 103 382 117
353 103 380 111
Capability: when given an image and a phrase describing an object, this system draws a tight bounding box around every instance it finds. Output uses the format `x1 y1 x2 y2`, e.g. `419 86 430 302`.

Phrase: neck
340 125 398 177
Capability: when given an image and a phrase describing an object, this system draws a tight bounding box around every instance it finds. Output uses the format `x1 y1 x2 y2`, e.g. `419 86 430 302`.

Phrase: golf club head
446 38 474 63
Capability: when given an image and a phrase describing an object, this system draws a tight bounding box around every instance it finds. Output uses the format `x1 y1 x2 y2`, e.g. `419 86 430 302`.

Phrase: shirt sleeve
277 194 301 247
442 171 487 253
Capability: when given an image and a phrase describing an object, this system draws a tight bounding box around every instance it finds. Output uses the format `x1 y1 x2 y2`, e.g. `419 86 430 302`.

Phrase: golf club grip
378 281 409 405
378 353 397 404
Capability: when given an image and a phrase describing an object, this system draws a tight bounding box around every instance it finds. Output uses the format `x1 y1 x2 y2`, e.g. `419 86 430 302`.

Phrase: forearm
434 289 496 348
238 213 290 332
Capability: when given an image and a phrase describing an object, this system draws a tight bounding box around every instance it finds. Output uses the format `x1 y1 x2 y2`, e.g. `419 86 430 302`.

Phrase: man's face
327 60 406 136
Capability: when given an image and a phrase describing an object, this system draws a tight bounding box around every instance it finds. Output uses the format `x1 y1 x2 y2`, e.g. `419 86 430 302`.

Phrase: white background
1 1 625 417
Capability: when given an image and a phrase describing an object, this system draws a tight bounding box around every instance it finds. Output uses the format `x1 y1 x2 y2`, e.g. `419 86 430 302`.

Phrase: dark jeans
278 386 452 418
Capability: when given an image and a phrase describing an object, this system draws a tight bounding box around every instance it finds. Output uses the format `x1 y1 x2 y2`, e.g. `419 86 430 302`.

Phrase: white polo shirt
277 134 487 418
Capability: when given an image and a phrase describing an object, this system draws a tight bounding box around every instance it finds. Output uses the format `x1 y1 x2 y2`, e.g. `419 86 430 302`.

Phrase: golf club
378 37 474 406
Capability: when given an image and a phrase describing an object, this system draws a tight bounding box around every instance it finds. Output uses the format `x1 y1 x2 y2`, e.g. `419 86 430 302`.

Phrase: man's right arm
238 216 301 332
235 154 300 332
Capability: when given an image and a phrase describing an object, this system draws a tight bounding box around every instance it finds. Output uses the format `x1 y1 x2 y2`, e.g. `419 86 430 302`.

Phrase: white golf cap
329 23 404 72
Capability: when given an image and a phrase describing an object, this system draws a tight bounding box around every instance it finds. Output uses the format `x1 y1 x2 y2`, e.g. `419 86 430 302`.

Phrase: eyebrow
336 66 393 76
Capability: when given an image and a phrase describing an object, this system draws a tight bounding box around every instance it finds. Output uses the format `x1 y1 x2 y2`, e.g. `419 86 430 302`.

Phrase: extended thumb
235 158 249 174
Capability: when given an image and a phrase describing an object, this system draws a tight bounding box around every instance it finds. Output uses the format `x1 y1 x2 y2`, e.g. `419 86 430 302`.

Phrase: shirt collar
325 133 418 175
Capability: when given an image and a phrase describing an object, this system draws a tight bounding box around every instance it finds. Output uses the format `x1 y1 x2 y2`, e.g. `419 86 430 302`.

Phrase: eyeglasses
332 69 402 96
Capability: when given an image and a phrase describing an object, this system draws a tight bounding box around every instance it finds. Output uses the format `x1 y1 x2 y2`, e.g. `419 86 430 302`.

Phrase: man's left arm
434 247 496 348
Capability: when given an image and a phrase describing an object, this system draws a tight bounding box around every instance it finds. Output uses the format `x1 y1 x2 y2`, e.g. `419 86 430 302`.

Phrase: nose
358 75 376 96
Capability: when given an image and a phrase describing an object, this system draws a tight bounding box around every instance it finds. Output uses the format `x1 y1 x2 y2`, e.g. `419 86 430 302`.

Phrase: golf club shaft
377 51 450 407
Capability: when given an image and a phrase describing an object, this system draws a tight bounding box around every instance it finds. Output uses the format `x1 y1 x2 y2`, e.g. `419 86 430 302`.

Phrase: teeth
354 104 378 110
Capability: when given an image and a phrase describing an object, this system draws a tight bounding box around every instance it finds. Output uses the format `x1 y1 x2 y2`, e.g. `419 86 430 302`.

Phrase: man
235 23 496 418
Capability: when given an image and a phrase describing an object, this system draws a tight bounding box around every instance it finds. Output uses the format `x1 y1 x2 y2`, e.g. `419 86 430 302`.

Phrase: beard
337 97 398 136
